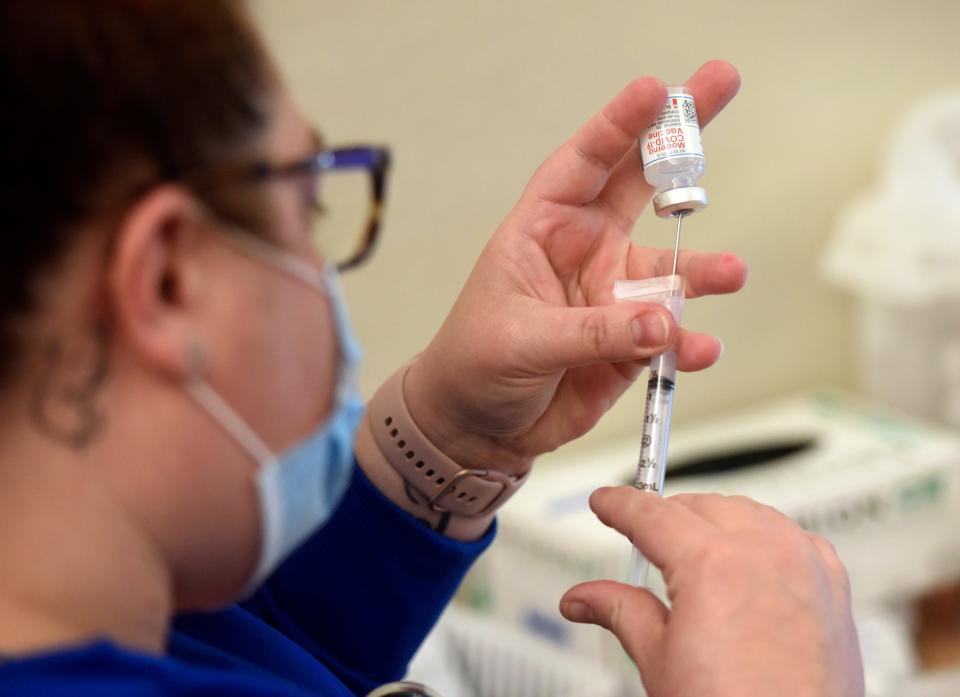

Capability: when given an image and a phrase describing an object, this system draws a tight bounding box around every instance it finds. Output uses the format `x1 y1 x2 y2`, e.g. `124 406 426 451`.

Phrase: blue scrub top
0 465 494 696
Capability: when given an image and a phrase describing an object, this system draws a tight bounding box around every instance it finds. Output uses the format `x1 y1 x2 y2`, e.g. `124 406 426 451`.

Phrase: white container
406 604 624 697
823 91 960 427
464 391 960 689
901 669 960 697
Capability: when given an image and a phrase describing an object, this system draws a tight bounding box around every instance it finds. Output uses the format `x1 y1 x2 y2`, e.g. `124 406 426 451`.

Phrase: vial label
640 93 704 167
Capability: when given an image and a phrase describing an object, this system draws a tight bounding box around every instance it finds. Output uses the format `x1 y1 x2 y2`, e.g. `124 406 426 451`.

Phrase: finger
603 329 724 375
560 580 668 673
627 248 748 299
684 59 744 130
513 362 647 454
597 60 742 225
674 330 724 372
518 301 677 373
669 492 796 529
669 495 820 575
525 77 667 207
590 486 718 571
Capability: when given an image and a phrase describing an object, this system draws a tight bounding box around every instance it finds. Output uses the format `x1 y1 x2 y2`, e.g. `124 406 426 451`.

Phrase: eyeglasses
248 145 391 272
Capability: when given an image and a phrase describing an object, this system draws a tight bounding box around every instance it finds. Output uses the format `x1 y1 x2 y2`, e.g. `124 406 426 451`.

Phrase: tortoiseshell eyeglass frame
247 146 391 272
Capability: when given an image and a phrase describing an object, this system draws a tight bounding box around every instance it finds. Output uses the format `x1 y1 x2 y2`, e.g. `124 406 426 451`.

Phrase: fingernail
716 338 725 359
631 312 670 347
562 600 595 623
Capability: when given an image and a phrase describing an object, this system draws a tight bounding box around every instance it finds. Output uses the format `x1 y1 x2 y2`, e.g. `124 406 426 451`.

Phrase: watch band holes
415 461 424 469
405 451 415 459
436 477 445 485
397 440 406 448
385 417 393 426
469 496 477 503
457 492 466 499
389 428 398 438
425 469 435 477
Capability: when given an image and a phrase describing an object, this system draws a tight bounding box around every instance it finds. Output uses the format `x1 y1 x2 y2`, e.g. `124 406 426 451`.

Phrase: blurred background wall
250 0 960 459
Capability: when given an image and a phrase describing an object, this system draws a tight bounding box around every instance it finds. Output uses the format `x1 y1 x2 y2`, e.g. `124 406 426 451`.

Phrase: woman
0 1 863 695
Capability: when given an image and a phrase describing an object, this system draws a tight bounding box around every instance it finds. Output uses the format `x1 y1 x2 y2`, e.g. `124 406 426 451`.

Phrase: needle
671 210 685 276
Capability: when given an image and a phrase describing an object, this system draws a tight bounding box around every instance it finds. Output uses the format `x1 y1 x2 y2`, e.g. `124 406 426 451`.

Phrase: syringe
621 82 707 585
613 213 687 587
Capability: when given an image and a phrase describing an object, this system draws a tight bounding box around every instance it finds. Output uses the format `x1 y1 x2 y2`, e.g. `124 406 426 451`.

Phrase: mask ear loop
192 200 331 294
217 229 330 296
212 226 354 409
183 339 276 468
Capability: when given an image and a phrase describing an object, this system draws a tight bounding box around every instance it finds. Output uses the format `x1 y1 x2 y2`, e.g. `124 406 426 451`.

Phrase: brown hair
0 0 274 380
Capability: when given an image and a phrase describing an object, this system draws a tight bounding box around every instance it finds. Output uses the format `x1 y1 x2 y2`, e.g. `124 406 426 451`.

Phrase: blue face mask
186 232 363 595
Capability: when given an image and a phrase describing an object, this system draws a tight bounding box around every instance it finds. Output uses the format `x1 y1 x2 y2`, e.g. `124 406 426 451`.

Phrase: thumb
560 580 668 673
525 302 675 372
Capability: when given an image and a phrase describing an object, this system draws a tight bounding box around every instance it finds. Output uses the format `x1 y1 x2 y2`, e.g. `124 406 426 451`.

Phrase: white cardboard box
407 604 622 697
463 390 960 685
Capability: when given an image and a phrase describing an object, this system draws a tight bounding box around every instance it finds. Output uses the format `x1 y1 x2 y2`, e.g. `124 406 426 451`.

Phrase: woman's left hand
405 60 747 474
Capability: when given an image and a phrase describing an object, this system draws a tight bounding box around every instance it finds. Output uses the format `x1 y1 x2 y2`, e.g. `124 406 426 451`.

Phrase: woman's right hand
560 487 865 697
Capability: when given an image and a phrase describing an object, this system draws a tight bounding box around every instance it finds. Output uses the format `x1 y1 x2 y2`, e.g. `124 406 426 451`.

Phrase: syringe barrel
633 349 677 494
613 275 685 588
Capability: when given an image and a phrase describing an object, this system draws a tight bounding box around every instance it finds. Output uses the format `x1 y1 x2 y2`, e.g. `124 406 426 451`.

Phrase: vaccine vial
639 85 708 218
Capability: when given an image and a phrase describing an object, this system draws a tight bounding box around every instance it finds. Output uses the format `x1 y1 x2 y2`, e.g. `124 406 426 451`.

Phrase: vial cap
652 186 708 218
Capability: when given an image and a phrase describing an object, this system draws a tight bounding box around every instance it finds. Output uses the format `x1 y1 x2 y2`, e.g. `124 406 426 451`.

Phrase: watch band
368 363 528 518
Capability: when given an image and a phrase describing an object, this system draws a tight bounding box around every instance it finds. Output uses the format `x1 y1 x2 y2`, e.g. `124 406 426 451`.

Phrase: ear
108 186 211 379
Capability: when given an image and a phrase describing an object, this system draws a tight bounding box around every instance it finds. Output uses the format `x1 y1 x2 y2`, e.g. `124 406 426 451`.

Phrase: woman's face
203 89 340 455
156 86 343 606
